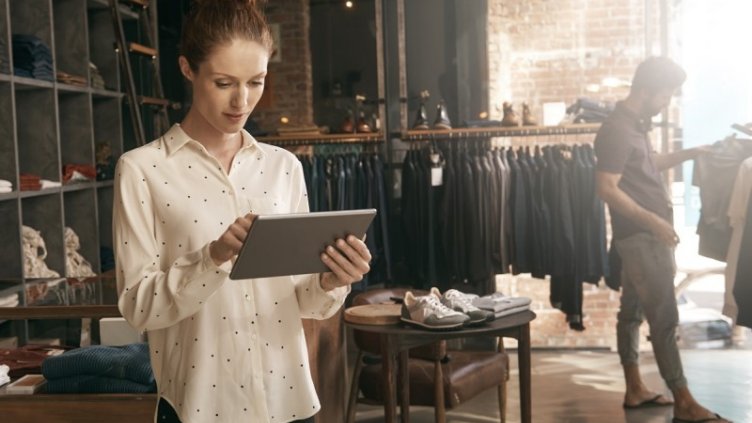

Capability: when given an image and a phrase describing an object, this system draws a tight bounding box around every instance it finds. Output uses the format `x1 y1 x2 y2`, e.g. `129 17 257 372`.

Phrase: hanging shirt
723 157 752 321
113 124 349 423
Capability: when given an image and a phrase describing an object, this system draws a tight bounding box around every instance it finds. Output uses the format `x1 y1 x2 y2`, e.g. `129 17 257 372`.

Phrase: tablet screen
229 209 377 279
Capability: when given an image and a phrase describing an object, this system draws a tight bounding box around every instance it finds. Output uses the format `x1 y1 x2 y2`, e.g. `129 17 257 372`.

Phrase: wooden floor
353 347 752 423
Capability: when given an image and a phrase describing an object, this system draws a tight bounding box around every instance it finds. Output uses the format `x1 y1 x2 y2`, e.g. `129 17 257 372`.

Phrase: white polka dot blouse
113 124 349 423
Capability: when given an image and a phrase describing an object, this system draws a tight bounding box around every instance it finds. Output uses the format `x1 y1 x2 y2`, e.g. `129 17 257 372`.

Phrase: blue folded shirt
42 343 154 386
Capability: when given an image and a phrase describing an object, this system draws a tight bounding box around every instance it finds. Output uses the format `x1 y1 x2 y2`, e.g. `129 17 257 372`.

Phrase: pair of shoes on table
500 102 538 127
400 288 494 330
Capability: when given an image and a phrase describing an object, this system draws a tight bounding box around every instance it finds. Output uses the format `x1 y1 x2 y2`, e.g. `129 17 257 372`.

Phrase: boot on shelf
340 110 354 133
433 100 452 130
412 103 429 130
357 111 372 133
501 102 519 127
522 103 537 126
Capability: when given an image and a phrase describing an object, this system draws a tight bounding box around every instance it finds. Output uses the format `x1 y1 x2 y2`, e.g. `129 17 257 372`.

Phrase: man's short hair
630 56 686 95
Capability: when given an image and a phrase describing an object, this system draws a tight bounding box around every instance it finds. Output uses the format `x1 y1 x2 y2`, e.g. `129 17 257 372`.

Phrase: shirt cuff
316 273 351 301
201 243 233 274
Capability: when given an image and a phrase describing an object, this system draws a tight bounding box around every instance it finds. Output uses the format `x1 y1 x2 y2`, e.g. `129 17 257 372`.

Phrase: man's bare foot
673 402 731 422
623 389 673 408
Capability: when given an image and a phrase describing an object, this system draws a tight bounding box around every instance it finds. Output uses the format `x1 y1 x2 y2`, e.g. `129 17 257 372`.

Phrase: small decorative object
22 225 60 278
64 227 96 278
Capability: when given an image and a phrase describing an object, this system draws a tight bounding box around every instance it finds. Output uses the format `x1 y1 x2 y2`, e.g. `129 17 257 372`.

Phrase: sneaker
400 291 469 330
433 288 495 325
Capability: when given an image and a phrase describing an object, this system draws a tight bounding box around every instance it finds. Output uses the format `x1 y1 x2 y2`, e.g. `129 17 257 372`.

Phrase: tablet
229 209 377 279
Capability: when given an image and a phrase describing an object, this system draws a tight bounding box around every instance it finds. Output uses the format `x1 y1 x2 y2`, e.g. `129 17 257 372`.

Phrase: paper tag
431 167 443 186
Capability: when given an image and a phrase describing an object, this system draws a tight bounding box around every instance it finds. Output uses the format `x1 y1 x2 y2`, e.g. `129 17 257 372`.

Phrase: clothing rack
399 123 601 142
257 132 384 147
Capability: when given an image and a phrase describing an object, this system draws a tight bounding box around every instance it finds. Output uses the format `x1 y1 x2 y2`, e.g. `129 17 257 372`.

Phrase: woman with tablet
112 1 371 422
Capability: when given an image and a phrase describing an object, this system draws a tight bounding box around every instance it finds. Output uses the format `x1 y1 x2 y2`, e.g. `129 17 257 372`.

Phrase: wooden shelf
62 181 98 193
0 191 18 201
257 132 384 146
400 123 601 141
92 88 124 99
56 83 90 94
87 0 140 20
0 73 10 83
0 305 120 320
13 76 54 90
18 187 61 199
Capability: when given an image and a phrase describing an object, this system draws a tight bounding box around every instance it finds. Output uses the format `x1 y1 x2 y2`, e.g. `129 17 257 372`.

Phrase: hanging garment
724 157 752 322
693 135 752 260
734 193 752 329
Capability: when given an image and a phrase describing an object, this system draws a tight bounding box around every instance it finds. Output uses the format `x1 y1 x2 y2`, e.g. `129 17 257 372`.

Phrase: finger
337 239 371 271
219 235 243 253
320 253 352 285
346 236 372 262
236 215 254 231
325 246 364 281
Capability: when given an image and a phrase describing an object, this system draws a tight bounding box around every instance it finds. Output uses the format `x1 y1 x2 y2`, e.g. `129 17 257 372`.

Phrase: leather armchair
346 288 509 423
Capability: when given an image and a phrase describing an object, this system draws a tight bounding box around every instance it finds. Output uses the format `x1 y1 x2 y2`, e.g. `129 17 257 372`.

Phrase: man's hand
648 214 679 247
319 235 372 291
210 213 256 266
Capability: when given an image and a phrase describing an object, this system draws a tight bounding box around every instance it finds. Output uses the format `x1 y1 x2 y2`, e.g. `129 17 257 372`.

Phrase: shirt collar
614 101 652 133
163 124 264 158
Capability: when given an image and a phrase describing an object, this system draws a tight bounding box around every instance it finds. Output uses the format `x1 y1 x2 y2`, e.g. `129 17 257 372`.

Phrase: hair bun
193 0 265 9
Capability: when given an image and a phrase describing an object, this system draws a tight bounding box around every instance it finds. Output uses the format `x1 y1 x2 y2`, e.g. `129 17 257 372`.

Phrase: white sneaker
433 287 495 325
400 291 470 330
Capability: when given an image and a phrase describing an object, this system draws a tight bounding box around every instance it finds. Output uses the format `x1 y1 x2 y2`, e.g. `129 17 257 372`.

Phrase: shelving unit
258 132 384 146
0 0 148 347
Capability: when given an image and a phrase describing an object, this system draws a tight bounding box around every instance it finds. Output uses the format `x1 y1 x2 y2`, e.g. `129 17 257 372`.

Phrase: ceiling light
345 1 353 8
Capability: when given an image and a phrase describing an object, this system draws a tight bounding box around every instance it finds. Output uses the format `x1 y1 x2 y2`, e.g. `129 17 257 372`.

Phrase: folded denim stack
400 288 495 331
12 34 54 81
566 97 614 123
0 179 12 194
41 343 156 393
89 62 106 90
472 292 532 319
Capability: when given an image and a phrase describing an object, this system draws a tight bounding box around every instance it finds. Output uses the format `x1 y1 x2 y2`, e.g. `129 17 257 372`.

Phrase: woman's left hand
319 235 372 291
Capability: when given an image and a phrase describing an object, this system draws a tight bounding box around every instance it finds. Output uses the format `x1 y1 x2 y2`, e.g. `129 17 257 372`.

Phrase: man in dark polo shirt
595 57 729 423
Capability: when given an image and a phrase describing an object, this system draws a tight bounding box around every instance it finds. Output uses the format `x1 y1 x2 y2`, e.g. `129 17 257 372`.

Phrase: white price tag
431 167 443 186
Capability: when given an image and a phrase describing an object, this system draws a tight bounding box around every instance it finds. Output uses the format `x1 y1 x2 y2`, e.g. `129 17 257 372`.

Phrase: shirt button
245 295 250 301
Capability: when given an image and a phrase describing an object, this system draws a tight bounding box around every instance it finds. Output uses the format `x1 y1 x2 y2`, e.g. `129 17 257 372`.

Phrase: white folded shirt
473 292 532 312
0 186 11 194
41 180 62 189
0 179 11 188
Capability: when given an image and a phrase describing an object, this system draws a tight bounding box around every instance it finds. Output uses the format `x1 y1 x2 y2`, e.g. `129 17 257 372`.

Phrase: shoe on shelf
340 113 354 133
433 100 452 130
432 287 494 325
501 102 519 127
357 112 372 133
522 103 537 126
400 291 469 330
412 103 429 130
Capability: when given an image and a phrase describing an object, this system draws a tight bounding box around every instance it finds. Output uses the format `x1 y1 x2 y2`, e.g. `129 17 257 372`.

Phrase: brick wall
488 0 659 349
487 0 659 122
253 0 314 130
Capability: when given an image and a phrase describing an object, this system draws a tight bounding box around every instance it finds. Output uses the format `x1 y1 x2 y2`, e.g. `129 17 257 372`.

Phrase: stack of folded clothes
89 62 106 90
0 364 9 387
19 173 41 191
0 345 68 379
0 293 19 308
63 164 97 183
0 179 12 193
566 97 614 123
41 343 156 393
57 70 88 87
472 292 532 319
12 34 54 81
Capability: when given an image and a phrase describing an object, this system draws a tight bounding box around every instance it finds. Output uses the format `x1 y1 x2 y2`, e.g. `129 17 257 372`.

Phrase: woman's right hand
210 213 256 266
